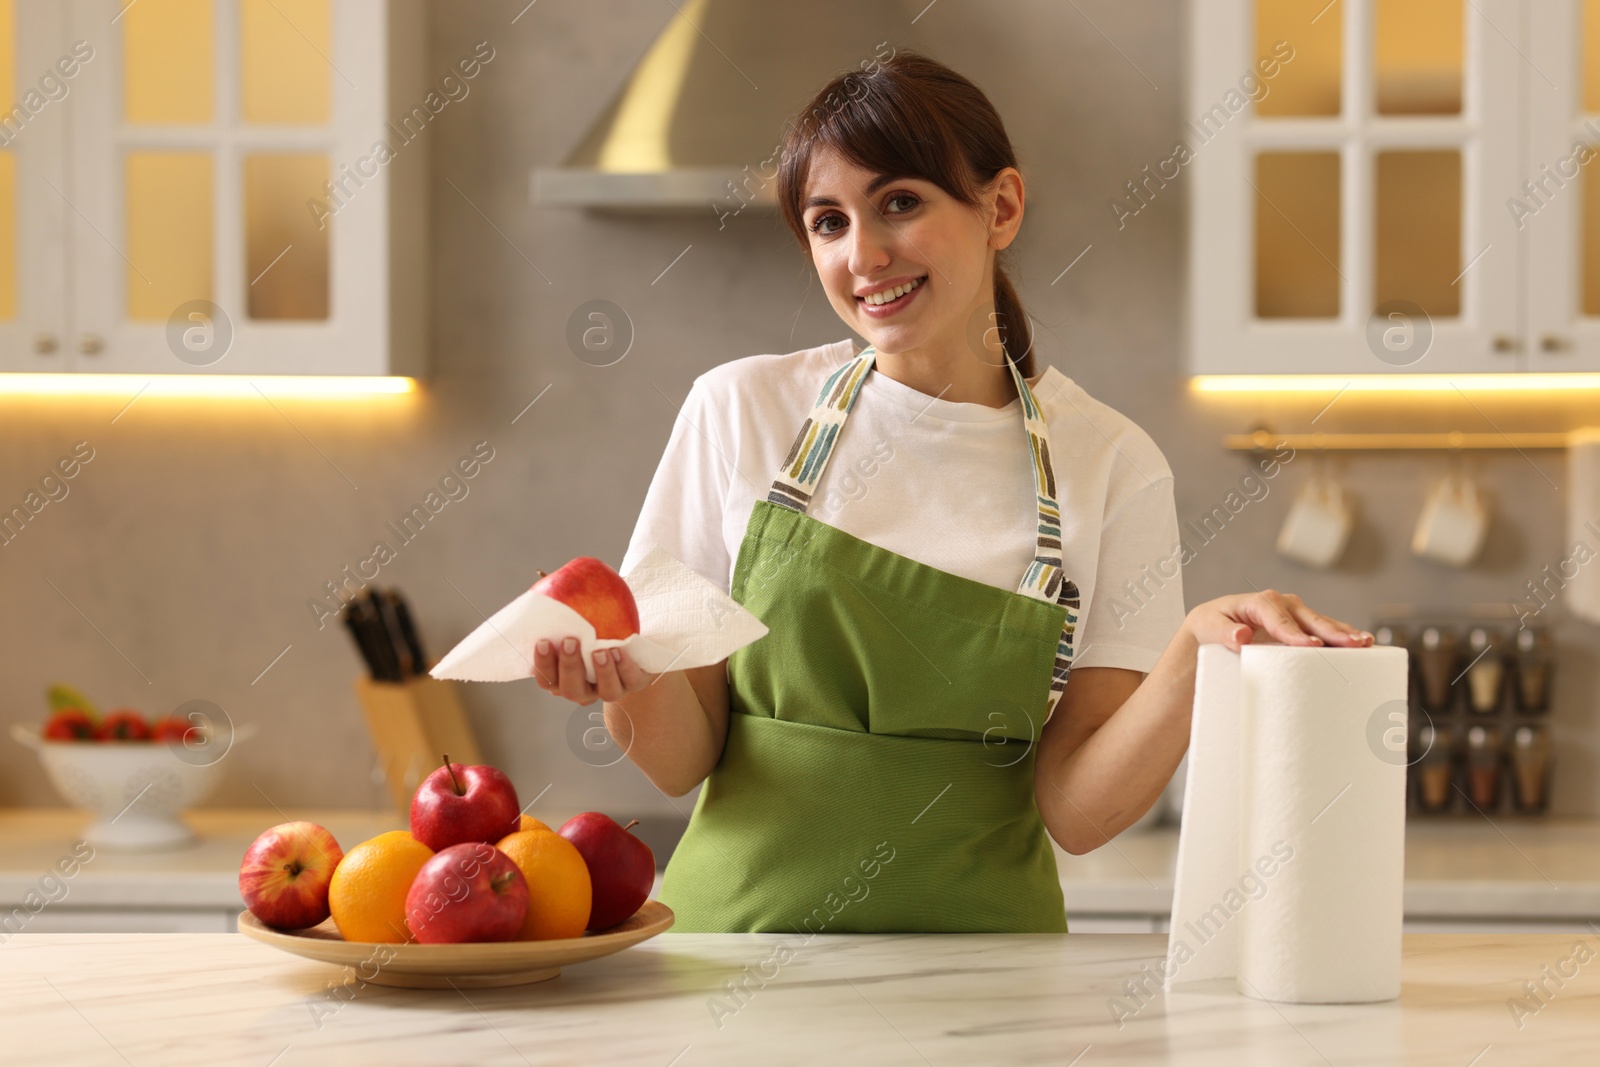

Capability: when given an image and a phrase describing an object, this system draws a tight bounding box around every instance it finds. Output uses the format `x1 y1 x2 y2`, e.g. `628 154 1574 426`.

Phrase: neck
869 335 1020 409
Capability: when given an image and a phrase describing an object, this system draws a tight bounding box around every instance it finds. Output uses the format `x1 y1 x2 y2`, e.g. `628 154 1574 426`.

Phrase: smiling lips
857 275 927 315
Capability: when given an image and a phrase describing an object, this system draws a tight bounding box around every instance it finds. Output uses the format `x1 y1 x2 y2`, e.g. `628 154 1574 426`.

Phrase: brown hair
776 49 1035 378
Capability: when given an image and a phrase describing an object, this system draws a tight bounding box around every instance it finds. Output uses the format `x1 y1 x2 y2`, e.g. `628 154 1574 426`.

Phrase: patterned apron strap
1001 350 1081 712
767 351 876 511
768 345 1079 705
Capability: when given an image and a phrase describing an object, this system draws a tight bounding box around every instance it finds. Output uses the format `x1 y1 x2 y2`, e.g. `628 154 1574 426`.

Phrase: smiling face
800 147 1021 365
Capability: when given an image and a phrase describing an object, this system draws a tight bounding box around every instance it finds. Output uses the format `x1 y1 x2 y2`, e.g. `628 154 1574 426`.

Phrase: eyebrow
803 172 912 209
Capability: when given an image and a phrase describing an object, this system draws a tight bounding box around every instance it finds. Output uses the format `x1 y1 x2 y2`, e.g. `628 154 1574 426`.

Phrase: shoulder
690 338 858 406
1033 366 1174 486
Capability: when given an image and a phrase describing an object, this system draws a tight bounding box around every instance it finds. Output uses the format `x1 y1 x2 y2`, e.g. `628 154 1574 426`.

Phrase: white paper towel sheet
429 545 768 684
1164 643 1409 1004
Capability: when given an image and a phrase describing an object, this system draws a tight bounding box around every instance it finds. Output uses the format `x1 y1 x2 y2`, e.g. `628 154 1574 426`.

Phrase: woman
533 51 1372 933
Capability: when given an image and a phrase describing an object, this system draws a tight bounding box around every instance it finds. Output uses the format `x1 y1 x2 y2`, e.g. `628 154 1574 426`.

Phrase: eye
885 192 921 214
809 212 844 236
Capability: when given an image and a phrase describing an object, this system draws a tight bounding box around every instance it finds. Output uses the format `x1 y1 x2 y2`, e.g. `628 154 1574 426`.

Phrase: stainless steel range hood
532 0 923 213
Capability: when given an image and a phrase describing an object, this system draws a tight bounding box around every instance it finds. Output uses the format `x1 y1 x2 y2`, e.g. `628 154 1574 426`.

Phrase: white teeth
863 277 923 306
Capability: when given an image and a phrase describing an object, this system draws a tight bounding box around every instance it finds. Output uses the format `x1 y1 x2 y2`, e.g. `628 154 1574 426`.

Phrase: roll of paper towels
1164 643 1409 1004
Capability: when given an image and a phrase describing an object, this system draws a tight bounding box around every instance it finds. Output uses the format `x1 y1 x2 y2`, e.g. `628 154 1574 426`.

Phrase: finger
591 648 627 702
1299 604 1376 646
612 648 656 690
1288 602 1373 646
1223 622 1253 652
1254 590 1321 646
556 637 599 704
532 639 558 687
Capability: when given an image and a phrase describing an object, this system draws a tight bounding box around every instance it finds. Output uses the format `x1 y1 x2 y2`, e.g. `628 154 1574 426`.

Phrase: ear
987 167 1025 251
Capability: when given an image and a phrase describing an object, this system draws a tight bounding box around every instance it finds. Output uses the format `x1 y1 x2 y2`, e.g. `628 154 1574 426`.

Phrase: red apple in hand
410 756 521 852
531 557 640 640
239 821 344 930
404 842 528 944
559 813 655 930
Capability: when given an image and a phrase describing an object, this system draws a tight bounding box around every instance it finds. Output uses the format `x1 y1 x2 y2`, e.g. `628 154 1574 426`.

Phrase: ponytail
992 262 1034 379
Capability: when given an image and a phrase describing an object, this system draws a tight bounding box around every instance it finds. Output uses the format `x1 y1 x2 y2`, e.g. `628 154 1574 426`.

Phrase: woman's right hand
532 637 658 706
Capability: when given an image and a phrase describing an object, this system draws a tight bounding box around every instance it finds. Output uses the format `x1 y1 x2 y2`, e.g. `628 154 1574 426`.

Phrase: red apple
409 756 521 852
559 812 655 931
404 842 528 944
531 557 640 639
42 708 95 741
152 715 204 745
239 821 344 930
93 709 150 741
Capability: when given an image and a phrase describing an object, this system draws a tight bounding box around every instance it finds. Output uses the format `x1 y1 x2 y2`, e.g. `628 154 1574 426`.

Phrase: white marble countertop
1 929 1592 1065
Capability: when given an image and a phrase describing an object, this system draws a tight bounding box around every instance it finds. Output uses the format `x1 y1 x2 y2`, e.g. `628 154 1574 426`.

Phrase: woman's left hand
1184 589 1375 652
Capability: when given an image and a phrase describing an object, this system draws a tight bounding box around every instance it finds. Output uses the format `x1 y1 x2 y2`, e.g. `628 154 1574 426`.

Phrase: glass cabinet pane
124 0 213 125
245 154 329 319
1255 151 1341 317
1375 0 1463 114
126 153 213 321
241 0 332 124
1256 0 1341 116
1585 165 1600 316
1375 150 1461 317
0 153 13 322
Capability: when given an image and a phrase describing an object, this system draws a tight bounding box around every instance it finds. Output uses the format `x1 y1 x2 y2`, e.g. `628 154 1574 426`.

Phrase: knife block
354 675 483 815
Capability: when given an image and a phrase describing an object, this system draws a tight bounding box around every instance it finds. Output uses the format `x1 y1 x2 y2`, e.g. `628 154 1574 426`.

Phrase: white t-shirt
621 338 1186 676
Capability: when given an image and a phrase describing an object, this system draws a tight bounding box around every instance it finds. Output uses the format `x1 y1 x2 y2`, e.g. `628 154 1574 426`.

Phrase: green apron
659 344 1082 933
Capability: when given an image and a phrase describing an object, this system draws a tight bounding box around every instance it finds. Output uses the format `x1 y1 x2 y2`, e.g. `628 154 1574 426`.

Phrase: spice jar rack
1372 607 1555 817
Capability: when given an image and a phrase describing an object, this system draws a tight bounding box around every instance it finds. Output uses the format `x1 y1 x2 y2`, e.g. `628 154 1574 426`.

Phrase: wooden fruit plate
238 900 674 988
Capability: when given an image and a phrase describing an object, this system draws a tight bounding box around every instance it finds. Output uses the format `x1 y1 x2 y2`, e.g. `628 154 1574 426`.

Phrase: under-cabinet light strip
0 375 418 398
1191 374 1600 394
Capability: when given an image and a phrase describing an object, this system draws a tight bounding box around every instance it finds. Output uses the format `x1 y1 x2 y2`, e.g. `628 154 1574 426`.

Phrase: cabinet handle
1491 334 1521 353
1540 334 1573 353
79 334 105 355
33 333 58 355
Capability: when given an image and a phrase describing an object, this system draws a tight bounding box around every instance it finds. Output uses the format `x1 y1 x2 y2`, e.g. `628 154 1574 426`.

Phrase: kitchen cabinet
1058 819 1600 934
4 809 1594 935
1189 0 1600 375
0 0 427 377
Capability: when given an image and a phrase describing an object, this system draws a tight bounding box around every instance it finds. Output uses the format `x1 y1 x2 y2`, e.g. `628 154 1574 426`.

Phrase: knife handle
375 589 415 679
389 590 428 676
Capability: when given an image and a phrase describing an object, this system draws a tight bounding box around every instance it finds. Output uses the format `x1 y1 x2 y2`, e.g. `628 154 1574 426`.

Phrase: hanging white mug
1412 472 1490 567
1276 473 1353 569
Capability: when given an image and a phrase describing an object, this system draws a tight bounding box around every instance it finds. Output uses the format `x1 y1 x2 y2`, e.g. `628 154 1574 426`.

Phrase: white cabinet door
0 1 68 372
1190 0 1523 376
62 0 416 377
1526 0 1600 370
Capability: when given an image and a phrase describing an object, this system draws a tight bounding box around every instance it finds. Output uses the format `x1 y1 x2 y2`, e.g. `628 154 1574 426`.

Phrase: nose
845 214 892 281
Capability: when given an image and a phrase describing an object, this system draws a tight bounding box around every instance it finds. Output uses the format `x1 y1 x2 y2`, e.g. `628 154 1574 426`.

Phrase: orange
519 814 553 834
328 830 434 943
496 829 591 940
